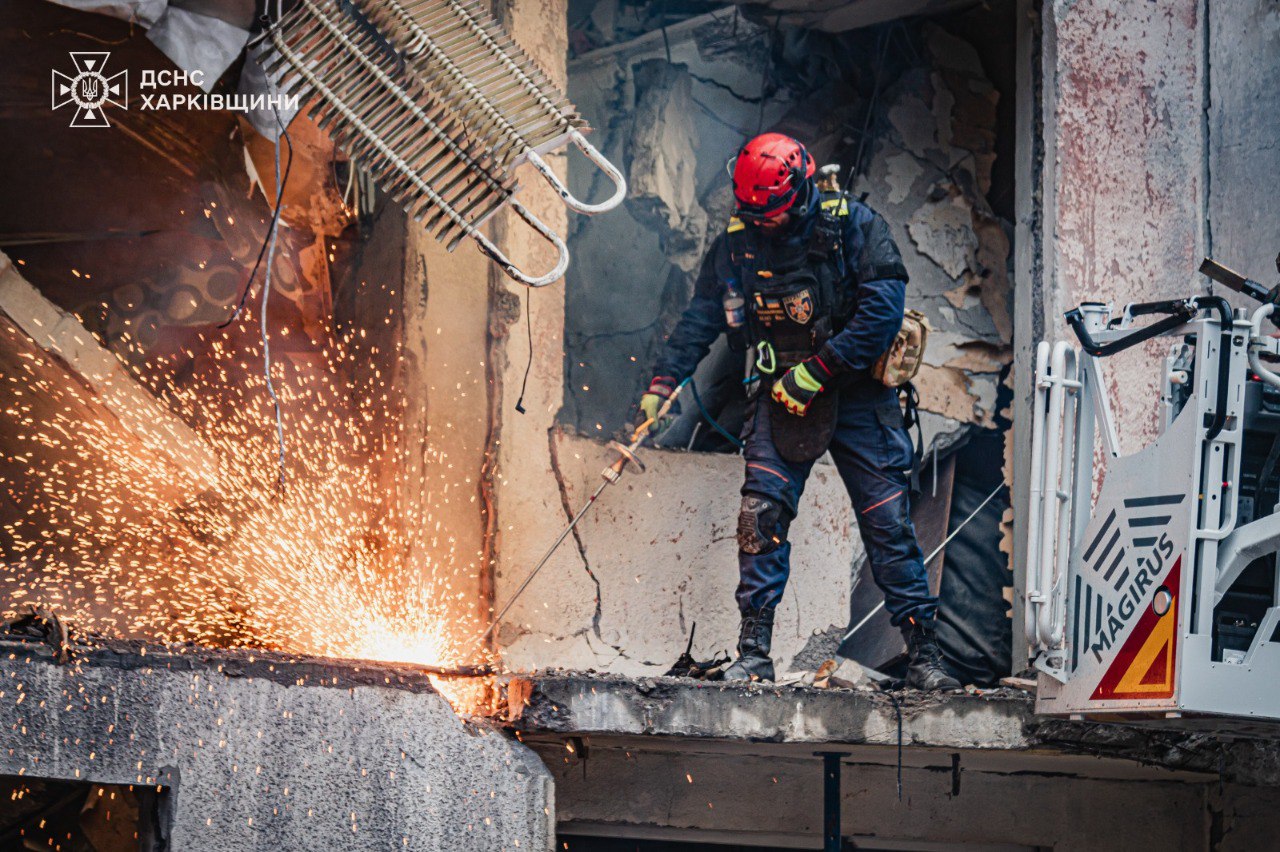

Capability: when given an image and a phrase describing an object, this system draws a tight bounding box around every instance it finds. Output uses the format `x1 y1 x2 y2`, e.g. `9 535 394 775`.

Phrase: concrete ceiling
732 0 979 32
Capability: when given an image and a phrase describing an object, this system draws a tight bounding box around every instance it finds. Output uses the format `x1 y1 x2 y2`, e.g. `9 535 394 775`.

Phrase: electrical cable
261 123 288 491
845 24 891 193
659 0 672 63
221 6 294 330
514 289 533 414
235 6 294 489
217 128 294 329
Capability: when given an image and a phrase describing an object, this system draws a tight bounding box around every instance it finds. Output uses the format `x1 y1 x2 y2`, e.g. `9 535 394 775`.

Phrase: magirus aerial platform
1027 258 1280 732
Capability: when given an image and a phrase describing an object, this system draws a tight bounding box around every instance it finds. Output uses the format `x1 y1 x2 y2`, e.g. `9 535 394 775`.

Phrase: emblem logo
52 52 127 128
783 290 814 325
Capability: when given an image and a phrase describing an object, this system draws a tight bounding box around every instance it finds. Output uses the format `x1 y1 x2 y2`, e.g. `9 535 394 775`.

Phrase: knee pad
738 494 788 555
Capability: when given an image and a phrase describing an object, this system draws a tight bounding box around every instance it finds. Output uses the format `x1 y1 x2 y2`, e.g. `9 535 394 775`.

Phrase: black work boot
722 607 776 682
903 618 961 691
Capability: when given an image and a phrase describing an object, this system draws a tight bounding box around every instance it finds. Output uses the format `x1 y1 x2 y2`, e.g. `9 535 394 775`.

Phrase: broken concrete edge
0 635 554 850
0 250 219 489
1028 718 1280 788
501 671 1032 749
0 636 452 697
498 672 1280 787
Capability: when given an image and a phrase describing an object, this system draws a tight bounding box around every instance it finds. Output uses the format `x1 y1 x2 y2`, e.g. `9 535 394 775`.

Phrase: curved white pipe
528 135 628 215
472 199 571 288
1037 342 1077 648
1249 304 1280 389
1045 346 1078 649
1025 341 1051 645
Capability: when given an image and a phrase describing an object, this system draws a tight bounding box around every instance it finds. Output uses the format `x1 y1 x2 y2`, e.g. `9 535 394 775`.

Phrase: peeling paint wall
1016 0 1280 658
561 12 1013 451
1045 0 1206 454
561 10 793 439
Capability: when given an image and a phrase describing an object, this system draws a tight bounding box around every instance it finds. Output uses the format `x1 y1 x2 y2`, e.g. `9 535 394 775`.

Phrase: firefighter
637 133 960 690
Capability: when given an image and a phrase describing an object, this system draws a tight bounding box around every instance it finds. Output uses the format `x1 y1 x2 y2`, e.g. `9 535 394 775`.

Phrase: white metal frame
1028 302 1280 725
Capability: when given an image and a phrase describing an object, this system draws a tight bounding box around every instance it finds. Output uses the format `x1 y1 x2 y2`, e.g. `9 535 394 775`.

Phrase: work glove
771 356 836 417
637 377 677 434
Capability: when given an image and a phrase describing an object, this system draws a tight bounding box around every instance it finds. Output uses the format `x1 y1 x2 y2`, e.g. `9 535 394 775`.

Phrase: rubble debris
3 607 71 663
812 658 839 688
509 670 1033 751
663 622 731 679
1000 676 1037 692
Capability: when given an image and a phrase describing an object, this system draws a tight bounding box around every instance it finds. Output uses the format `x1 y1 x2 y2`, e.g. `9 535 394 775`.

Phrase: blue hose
685 377 744 449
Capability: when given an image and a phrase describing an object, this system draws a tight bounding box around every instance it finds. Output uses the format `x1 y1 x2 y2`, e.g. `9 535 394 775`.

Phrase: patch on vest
783 289 814 324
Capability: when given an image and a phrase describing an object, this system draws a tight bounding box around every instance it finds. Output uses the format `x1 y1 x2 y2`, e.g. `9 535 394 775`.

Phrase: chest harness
724 190 855 375
723 191 926 481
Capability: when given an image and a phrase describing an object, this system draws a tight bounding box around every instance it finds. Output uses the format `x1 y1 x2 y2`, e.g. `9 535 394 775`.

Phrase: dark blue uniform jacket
651 196 909 392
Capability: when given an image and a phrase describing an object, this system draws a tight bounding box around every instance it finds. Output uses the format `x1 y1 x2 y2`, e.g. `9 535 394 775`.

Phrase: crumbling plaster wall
397 224 495 640
848 25 1013 442
561 10 794 439
493 8 1013 676
0 645 552 850
500 434 859 673
498 11 854 676
563 12 1012 447
389 0 574 655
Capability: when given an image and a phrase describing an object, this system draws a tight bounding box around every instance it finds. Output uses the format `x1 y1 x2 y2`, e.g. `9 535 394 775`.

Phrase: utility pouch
872 308 930 388
768 391 840 463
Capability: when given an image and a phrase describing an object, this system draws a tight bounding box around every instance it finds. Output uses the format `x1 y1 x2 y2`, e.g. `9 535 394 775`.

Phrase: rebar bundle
255 0 625 287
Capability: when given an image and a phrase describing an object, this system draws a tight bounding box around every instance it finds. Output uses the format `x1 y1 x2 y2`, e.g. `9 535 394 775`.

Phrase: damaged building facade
2 0 1280 849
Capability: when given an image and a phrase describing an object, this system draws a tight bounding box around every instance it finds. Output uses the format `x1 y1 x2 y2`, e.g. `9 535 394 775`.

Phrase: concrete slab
0 639 552 851
508 672 1280 785
508 672 1280 850
510 673 1029 751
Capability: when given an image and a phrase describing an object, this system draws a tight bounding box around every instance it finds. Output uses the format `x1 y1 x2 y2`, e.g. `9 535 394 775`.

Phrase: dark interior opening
0 776 165 852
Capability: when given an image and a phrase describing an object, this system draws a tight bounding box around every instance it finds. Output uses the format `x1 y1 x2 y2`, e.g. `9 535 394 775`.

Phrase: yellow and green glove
638 377 678 433
771 356 836 416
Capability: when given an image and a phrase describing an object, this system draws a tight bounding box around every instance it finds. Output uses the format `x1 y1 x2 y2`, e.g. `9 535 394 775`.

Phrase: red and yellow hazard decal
1091 558 1180 700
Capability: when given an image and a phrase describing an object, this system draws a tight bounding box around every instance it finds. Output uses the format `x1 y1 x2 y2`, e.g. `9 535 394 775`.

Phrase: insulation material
43 0 167 26
146 5 249 91
936 429 1012 685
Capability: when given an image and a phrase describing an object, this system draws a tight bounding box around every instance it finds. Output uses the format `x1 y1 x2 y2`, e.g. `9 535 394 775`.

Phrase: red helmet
731 133 815 221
